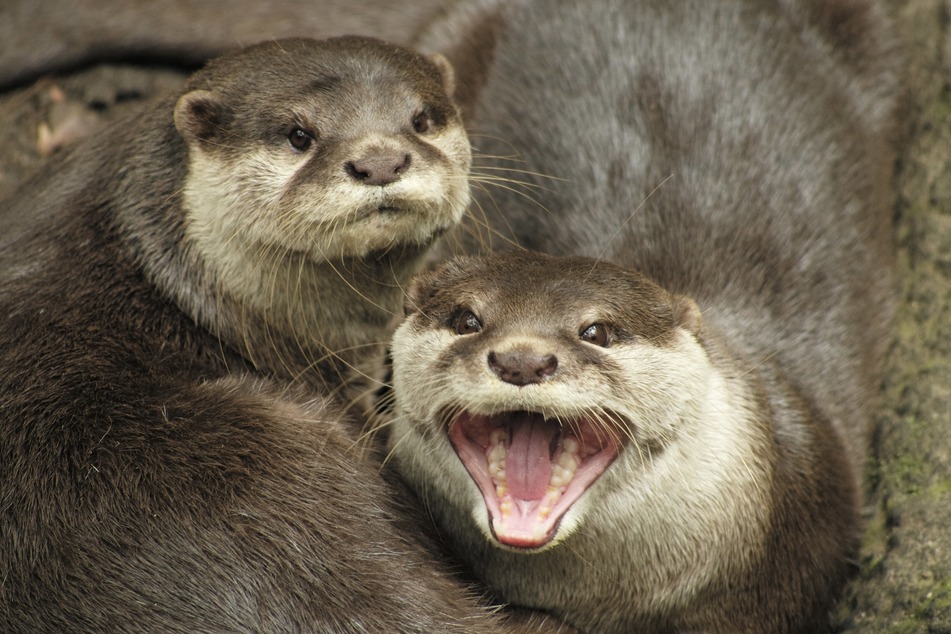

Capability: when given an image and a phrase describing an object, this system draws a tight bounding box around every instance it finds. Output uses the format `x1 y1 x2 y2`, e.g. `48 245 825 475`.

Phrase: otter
384 0 903 632
0 35 552 633
389 252 858 632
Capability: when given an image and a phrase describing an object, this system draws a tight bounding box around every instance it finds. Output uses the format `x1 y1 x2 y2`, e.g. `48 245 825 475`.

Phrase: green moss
912 578 951 623
859 502 890 574
927 478 951 498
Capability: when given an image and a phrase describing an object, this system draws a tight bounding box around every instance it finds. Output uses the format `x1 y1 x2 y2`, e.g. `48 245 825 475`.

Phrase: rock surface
843 1 951 631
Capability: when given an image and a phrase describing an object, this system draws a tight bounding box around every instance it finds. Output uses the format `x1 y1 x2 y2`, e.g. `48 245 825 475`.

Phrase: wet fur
386 0 904 631
0 37 558 633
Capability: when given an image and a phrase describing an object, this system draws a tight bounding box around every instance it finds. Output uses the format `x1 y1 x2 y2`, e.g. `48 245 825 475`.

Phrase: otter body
386 0 903 632
391 252 859 632
0 36 540 633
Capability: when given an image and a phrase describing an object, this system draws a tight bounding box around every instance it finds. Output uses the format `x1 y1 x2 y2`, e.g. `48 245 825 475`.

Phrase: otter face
174 38 471 305
389 251 709 550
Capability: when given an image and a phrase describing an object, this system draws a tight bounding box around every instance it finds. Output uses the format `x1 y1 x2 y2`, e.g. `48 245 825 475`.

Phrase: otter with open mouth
384 0 901 629
388 250 872 632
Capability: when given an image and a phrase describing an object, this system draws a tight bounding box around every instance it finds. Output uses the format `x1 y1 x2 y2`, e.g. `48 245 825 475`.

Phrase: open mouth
448 410 620 549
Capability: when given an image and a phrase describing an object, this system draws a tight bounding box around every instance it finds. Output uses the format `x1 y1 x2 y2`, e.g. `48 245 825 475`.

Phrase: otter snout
487 349 558 386
346 150 411 186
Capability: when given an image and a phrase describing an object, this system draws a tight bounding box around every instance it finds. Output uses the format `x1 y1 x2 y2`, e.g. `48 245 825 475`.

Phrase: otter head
389 251 708 550
173 37 471 311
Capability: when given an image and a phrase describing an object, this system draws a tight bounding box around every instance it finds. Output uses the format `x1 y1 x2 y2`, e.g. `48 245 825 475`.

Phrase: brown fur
0 36 562 633
0 0 904 630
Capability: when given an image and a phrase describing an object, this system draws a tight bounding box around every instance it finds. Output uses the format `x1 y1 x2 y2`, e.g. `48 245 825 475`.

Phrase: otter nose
487 350 558 386
346 151 411 186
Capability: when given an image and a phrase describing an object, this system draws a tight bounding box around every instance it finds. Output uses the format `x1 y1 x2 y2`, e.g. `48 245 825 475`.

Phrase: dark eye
452 310 482 335
288 127 314 152
580 323 610 347
412 110 432 134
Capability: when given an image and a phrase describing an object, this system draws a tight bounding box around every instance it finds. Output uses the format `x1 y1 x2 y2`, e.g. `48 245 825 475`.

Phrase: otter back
386 0 903 632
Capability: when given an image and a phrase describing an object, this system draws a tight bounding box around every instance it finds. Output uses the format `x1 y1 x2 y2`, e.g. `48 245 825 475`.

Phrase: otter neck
244 239 414 391
211 232 420 393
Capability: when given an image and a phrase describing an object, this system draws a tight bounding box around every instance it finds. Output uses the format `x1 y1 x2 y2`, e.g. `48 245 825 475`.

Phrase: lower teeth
487 427 582 514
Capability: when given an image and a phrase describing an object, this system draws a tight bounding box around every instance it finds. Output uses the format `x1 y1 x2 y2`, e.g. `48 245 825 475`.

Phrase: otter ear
174 89 226 144
673 295 702 336
428 53 456 98
402 269 440 317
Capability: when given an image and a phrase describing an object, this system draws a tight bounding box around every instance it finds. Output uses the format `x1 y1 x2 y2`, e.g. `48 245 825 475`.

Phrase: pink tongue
505 413 556 500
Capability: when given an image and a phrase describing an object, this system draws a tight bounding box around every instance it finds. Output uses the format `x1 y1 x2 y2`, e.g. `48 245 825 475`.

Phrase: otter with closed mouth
0 36 561 633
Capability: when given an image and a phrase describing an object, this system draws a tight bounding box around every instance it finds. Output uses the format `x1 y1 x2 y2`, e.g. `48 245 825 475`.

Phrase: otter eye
288 127 314 152
580 323 610 347
412 110 432 134
452 310 482 335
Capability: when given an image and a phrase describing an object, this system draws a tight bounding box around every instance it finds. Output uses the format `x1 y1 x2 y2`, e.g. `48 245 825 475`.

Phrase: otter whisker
584 172 674 283
468 176 554 214
471 164 570 183
464 184 535 251
468 172 562 197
